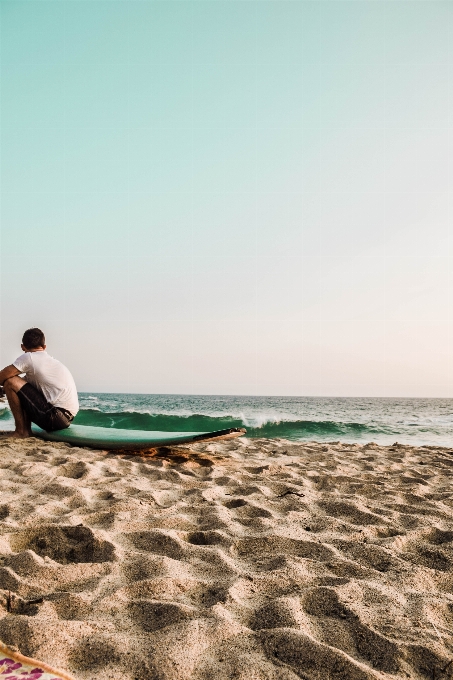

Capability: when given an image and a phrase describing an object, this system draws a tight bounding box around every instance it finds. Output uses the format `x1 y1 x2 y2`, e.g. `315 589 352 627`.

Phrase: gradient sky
1 1 452 397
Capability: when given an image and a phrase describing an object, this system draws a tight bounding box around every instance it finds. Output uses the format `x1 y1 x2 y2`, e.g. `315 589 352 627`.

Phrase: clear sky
1 1 452 397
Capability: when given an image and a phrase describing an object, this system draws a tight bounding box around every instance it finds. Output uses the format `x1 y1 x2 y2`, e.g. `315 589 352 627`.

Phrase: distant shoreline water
2 393 452 447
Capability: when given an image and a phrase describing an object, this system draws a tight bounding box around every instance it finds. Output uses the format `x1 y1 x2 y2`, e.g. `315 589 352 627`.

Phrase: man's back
13 351 79 416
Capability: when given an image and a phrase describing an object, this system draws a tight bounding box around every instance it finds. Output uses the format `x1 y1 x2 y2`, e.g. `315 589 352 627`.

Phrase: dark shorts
18 383 74 433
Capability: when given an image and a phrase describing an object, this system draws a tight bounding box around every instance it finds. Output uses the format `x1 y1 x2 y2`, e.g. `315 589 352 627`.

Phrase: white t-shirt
13 351 79 416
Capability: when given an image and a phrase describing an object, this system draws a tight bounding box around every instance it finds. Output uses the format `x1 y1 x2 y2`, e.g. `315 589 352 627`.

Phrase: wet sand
1 435 453 679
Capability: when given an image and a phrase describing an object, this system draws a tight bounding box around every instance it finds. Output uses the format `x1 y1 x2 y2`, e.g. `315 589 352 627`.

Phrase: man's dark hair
22 328 45 350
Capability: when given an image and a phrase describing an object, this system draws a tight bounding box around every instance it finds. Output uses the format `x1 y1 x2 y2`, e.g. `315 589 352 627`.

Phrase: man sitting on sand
0 327 79 438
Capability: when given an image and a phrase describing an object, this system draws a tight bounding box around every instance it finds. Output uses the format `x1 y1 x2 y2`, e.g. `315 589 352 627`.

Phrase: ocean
1 393 452 447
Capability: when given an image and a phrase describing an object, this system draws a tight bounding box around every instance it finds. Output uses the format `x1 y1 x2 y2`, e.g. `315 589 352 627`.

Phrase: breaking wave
73 408 387 441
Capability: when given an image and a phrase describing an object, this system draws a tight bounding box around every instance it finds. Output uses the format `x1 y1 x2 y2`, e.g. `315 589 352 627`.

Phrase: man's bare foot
2 430 32 438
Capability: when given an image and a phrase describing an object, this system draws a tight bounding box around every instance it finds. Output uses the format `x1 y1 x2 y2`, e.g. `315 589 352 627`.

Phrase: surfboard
31 423 246 450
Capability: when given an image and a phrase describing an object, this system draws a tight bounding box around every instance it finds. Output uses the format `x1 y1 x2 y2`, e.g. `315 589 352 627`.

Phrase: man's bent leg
3 376 31 437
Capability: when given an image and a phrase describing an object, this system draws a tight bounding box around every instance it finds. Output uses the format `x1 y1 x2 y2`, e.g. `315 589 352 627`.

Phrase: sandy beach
1 435 453 679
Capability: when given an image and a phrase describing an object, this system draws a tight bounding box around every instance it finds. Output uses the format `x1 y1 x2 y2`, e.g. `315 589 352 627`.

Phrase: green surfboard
31 423 246 450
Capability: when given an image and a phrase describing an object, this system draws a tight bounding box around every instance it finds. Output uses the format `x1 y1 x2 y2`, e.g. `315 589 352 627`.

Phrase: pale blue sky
1 1 452 396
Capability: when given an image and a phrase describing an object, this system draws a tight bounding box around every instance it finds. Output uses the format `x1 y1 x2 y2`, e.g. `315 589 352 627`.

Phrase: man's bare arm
0 365 20 386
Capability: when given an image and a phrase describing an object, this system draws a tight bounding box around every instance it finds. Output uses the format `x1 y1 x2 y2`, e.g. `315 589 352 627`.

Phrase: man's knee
4 376 26 393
